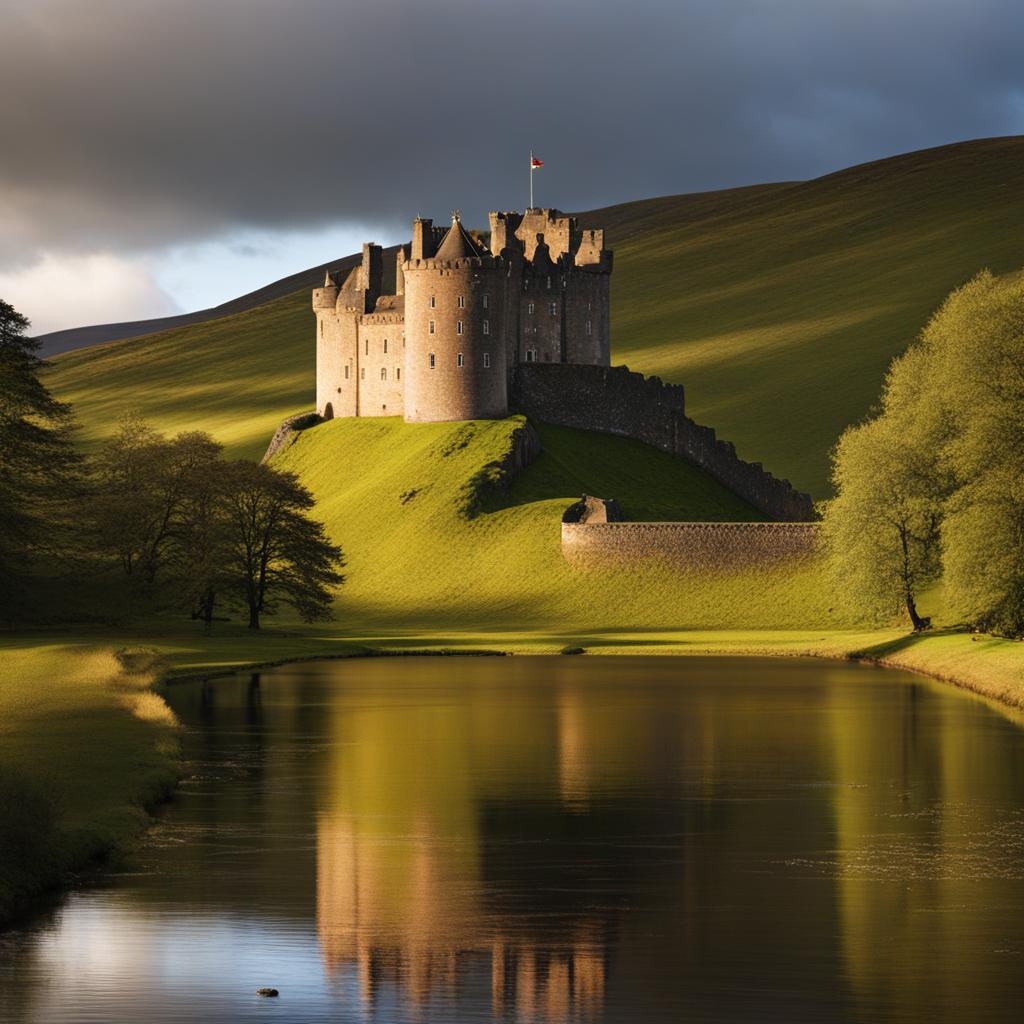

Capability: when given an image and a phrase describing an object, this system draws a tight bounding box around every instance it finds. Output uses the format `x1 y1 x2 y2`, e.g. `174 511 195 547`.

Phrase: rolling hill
44 136 1024 494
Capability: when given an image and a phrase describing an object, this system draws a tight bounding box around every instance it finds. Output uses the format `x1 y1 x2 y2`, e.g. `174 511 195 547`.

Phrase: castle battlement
314 208 612 423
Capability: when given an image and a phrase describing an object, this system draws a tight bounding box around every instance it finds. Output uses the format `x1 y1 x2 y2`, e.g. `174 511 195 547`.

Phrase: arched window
457 352 464 367
549 302 557 316
457 320 464 335
429 353 436 368
430 296 436 308
365 339 369 355
457 295 465 308
383 338 388 353
344 365 350 379
527 302 535 315
483 319 490 335
429 320 435 335
396 367 401 380
483 352 491 368
380 367 387 380
482 294 489 309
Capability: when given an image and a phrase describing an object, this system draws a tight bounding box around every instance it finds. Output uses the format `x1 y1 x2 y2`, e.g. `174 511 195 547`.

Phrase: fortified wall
562 518 820 569
510 364 815 522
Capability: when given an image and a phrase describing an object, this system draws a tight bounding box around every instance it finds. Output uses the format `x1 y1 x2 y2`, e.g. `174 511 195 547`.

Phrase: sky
2 0 1023 336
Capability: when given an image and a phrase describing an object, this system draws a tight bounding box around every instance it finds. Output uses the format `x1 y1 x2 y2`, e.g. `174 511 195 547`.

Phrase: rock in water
256 988 279 997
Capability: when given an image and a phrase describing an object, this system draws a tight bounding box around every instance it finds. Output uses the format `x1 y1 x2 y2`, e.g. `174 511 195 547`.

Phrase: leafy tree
0 299 79 618
89 414 221 584
922 271 1024 633
824 410 945 630
217 460 344 629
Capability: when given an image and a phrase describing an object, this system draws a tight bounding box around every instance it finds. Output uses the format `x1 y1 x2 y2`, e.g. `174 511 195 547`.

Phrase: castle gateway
313 208 612 422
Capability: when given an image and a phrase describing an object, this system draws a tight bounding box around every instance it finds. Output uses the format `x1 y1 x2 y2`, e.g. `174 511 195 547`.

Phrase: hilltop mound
45 136 1024 493
270 416 838 634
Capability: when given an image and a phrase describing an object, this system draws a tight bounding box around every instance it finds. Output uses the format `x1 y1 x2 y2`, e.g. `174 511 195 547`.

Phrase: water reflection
3 656 1024 1024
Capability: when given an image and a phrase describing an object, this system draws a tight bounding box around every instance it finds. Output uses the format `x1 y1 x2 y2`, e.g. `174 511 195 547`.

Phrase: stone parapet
562 521 820 569
510 363 815 521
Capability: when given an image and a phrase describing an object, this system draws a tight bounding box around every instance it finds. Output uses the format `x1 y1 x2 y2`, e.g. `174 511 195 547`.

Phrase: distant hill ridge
44 135 1024 494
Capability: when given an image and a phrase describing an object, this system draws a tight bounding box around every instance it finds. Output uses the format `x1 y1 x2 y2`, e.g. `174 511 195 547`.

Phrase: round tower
403 214 508 423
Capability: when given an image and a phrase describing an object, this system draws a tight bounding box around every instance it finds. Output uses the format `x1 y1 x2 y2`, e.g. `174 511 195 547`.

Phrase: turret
312 269 339 310
395 246 406 297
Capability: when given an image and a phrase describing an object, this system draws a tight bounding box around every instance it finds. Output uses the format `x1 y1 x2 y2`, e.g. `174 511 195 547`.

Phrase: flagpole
529 150 534 210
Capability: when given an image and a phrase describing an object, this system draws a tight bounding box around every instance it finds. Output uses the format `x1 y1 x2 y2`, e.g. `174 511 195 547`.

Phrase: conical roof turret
434 211 484 261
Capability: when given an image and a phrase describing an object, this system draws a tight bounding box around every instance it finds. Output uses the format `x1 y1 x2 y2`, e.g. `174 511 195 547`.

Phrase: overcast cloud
2 0 1023 332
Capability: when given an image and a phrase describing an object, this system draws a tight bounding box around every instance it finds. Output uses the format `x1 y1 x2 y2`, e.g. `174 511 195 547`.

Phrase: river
3 655 1024 1022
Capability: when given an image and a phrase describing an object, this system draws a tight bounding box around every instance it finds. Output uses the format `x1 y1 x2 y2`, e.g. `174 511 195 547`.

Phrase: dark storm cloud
2 0 1023 267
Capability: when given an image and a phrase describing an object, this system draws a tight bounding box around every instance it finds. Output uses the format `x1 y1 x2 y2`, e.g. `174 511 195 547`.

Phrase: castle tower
402 213 508 423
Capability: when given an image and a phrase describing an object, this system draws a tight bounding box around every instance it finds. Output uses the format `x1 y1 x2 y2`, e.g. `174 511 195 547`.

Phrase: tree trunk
906 591 927 632
248 602 260 630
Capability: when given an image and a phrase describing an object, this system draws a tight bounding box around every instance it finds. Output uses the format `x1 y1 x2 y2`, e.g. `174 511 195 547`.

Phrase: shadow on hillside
850 626 968 661
481 422 767 523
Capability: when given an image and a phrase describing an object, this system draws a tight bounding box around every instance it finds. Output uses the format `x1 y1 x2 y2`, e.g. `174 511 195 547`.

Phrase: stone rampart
562 521 820 569
262 411 321 462
510 363 815 521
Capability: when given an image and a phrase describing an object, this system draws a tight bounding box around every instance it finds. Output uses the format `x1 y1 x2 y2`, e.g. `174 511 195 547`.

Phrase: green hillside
271 417 837 634
45 136 1024 492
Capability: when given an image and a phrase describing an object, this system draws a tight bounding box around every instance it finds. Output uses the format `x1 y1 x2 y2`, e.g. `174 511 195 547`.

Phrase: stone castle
313 208 612 422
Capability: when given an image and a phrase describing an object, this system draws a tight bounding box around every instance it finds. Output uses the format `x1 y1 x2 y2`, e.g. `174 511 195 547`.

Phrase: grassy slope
271 416 831 633
45 137 1024 491
0 643 179 919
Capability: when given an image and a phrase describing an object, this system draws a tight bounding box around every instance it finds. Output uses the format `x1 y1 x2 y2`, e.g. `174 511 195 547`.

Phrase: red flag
531 156 543 168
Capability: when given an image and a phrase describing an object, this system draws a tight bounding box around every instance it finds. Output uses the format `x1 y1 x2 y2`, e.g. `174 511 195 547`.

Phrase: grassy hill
45 137 1024 494
271 417 838 634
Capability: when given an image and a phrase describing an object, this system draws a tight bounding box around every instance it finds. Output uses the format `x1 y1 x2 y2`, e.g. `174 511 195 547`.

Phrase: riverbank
2 623 1022 926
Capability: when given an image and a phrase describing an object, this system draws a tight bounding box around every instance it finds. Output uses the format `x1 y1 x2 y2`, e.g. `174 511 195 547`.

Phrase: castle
313 208 612 422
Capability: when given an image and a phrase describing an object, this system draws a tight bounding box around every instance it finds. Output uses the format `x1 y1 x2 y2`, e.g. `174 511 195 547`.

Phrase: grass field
45 136 1024 493
269 415 842 633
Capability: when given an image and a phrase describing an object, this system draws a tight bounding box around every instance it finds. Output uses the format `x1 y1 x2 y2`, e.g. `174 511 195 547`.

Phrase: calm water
3 655 1024 1023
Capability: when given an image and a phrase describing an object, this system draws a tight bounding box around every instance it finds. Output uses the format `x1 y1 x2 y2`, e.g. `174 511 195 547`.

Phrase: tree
217 460 344 629
920 271 1024 634
824 416 945 629
0 299 80 618
823 345 950 630
89 414 221 584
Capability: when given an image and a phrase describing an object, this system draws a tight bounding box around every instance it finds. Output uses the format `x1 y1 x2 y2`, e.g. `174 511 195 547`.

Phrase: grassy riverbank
2 623 1021 926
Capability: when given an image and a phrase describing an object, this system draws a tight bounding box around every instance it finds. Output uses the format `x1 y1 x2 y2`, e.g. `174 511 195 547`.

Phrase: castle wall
563 270 610 365
561 521 820 569
403 260 508 422
316 305 359 419
355 317 405 417
509 363 815 521
519 271 564 363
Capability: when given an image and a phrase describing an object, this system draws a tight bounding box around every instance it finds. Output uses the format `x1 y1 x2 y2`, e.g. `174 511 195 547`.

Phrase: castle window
523 279 529 291
430 296 436 308
525 348 537 363
396 367 401 380
429 353 436 368
457 352 464 367
429 320 435 334
381 367 387 380
457 320 464 335
483 319 490 335
458 295 465 309
528 302 535 315
319 320 323 336
483 352 491 368
361 367 366 380
586 320 592 336
345 365 350 379
546 276 551 289
365 339 369 355
549 302 557 316
482 294 489 309
383 338 388 353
